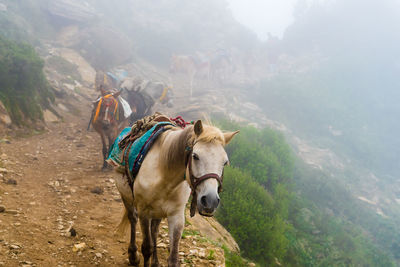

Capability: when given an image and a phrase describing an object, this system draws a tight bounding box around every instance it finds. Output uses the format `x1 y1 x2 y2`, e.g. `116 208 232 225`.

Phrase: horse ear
224 130 239 145
194 120 203 136
113 91 121 97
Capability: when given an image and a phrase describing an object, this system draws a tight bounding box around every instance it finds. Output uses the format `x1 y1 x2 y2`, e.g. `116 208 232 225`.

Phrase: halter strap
185 145 224 217
187 155 223 191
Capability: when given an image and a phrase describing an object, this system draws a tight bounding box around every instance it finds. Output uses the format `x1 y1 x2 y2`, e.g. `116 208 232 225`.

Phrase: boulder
43 109 59 123
187 212 240 253
0 101 11 125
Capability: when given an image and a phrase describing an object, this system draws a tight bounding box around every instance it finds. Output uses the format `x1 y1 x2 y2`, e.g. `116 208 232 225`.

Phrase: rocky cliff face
47 0 97 23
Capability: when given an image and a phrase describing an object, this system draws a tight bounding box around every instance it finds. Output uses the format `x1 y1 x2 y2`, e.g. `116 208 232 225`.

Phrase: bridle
103 97 118 122
185 144 224 217
93 93 119 125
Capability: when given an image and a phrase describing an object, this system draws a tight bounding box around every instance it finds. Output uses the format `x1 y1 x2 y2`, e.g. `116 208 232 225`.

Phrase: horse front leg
167 213 184 267
140 217 153 267
100 133 108 170
151 219 162 267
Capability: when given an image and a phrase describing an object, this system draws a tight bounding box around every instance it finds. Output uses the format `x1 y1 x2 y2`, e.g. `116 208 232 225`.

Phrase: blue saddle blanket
107 122 173 176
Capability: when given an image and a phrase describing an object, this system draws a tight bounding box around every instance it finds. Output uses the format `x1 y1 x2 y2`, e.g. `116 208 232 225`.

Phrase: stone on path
72 242 86 252
90 186 103 195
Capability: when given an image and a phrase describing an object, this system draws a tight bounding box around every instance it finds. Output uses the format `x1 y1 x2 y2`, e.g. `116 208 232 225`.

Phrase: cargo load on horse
107 113 239 266
120 77 173 122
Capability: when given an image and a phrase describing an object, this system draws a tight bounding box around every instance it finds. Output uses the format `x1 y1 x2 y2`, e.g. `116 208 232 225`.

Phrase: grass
207 249 216 260
223 245 256 267
181 229 200 239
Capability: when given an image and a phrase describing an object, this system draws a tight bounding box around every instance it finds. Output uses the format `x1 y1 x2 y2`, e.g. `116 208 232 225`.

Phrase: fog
227 0 297 39
2 0 400 265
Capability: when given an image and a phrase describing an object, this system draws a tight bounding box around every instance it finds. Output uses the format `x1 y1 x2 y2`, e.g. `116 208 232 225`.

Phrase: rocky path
0 102 225 266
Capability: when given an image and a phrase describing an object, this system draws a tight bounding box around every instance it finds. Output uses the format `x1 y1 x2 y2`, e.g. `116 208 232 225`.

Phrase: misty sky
227 0 297 40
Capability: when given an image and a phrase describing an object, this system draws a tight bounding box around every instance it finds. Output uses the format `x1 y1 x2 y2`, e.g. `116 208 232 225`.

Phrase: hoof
129 256 140 266
101 164 113 172
129 248 140 266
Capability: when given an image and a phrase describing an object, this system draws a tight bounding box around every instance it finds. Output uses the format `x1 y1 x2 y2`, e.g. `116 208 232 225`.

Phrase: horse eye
224 160 229 166
193 153 200 160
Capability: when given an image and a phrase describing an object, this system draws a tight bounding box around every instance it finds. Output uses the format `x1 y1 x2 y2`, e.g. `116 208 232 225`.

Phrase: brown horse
114 119 239 266
91 90 127 170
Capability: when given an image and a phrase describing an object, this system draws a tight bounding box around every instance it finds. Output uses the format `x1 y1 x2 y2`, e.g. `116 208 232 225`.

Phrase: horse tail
114 208 130 238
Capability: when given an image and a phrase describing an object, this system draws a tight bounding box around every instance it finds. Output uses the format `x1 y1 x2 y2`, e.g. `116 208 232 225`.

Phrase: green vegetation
0 35 54 125
216 121 395 266
218 167 289 264
223 245 258 267
181 229 200 239
217 121 293 265
207 249 215 260
223 246 254 267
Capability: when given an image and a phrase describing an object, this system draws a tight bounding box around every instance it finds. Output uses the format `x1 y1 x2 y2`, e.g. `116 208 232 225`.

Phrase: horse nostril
217 197 220 205
201 196 208 207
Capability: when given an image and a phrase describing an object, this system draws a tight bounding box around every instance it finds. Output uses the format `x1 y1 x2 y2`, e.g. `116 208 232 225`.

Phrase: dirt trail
0 100 225 266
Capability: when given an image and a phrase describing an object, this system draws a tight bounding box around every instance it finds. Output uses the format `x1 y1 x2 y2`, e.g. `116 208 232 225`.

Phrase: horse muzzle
197 192 220 216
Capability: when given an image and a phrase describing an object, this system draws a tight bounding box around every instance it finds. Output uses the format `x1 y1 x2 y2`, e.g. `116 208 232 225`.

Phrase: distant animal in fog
209 49 234 82
121 77 174 122
169 54 209 96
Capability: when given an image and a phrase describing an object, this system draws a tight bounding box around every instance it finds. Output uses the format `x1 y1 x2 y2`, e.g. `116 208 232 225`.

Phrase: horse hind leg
127 208 140 266
140 217 153 267
117 198 140 266
115 175 140 266
150 219 162 267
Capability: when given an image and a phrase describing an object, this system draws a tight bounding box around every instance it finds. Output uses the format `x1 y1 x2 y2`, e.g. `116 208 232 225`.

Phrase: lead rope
170 116 193 128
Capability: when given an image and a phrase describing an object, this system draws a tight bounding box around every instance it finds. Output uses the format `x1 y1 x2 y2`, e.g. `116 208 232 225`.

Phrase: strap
159 86 169 101
186 150 224 217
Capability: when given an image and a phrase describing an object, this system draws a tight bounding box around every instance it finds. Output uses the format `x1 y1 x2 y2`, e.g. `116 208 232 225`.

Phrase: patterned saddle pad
107 121 173 177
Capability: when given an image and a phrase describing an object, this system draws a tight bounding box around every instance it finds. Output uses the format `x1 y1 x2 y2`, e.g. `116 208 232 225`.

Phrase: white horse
115 120 239 266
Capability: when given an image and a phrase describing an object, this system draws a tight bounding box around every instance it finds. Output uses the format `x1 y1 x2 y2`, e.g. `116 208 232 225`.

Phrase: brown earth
0 98 227 267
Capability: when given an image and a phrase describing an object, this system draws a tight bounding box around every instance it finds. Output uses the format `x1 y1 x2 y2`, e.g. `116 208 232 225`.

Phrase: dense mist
1 0 400 266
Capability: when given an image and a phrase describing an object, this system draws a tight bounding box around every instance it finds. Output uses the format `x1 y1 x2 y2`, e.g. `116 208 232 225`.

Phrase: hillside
1 0 399 266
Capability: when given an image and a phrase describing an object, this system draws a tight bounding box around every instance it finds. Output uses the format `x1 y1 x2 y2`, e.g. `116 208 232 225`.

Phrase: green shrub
217 167 289 265
0 35 54 124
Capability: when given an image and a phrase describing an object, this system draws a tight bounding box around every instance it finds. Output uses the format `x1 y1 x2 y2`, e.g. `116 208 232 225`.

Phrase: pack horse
90 70 132 170
107 114 239 266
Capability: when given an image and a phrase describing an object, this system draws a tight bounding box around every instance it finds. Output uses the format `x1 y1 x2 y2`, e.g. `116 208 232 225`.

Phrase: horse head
186 120 239 216
93 94 120 129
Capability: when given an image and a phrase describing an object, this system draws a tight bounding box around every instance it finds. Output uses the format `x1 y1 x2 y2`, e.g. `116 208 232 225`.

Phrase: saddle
107 113 178 189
